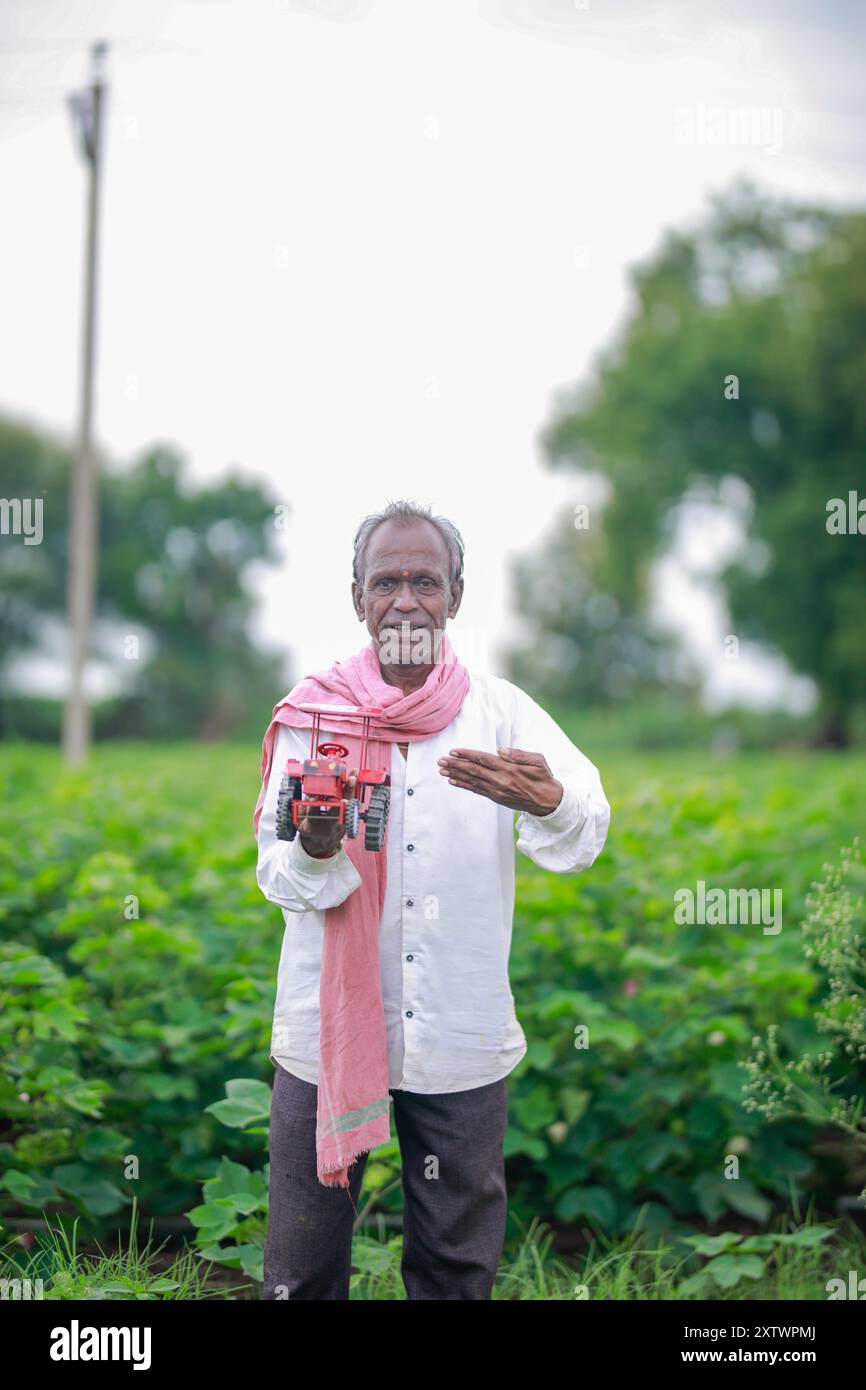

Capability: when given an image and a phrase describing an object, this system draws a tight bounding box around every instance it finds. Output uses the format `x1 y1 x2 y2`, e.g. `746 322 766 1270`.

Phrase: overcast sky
2 0 864 706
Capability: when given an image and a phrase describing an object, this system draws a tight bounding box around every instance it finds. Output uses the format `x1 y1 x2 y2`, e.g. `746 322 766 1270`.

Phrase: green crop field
2 741 865 1299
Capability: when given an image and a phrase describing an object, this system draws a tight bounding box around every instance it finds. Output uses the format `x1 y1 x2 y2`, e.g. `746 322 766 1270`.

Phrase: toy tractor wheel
344 798 360 838
276 775 302 841
364 784 390 852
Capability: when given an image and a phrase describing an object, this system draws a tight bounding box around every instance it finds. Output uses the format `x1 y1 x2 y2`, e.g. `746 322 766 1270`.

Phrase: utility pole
63 41 108 765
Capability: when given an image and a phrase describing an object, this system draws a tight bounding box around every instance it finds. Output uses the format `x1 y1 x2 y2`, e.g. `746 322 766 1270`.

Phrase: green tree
501 504 688 708
511 179 866 741
0 416 286 739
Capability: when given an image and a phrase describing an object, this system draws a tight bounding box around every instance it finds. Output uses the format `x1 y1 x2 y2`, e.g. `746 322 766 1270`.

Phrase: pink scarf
253 633 470 1188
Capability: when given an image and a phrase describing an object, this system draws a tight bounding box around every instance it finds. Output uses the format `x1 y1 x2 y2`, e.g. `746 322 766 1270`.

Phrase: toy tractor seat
303 756 347 779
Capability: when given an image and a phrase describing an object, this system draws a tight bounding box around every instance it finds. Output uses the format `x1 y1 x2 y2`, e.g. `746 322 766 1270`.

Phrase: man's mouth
377 621 444 666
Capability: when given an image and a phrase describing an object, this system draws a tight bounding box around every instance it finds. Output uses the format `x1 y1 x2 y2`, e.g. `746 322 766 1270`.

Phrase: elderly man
255 500 610 1300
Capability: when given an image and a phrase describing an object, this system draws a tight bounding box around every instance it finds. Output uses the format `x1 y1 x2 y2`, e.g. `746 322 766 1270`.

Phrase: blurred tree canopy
0 416 286 739
504 503 695 709
506 179 866 743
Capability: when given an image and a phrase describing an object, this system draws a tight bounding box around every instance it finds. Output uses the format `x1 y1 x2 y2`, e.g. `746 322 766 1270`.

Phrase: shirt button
406 954 414 962
406 899 414 907
407 843 414 851
407 787 414 795
405 1010 413 1018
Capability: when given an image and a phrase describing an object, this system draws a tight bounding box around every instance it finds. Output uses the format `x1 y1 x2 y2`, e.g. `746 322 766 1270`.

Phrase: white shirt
256 670 610 1094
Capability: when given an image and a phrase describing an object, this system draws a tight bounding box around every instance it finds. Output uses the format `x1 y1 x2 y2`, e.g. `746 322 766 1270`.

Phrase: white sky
1 0 864 706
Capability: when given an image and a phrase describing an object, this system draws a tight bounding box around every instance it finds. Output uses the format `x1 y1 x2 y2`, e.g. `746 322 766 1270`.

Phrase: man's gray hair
352 500 465 586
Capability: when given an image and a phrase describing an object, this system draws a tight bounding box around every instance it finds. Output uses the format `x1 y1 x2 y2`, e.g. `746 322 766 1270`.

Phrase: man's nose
391 580 419 609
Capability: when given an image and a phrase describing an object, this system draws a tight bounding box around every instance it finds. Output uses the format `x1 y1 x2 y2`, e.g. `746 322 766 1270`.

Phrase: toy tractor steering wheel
316 743 349 759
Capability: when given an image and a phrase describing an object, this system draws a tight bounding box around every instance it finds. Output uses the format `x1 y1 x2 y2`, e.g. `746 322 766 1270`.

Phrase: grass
3 1200 863 1301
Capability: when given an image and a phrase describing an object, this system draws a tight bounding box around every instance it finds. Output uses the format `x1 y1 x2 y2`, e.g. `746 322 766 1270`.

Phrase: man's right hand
298 772 358 858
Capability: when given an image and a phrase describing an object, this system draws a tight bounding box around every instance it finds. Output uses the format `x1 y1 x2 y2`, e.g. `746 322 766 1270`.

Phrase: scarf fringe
317 1142 370 1189
317 1147 373 1218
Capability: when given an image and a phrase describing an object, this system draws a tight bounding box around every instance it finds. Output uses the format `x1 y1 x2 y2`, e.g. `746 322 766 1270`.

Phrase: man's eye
371 576 437 591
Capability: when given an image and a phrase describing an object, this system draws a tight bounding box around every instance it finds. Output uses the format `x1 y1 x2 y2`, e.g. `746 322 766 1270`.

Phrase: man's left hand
437 747 563 817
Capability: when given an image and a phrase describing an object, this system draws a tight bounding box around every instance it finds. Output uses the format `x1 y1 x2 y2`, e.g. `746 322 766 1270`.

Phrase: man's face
351 519 463 667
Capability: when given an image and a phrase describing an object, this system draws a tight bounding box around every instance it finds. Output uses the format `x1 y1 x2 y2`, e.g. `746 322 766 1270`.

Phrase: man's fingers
496 747 544 764
440 751 510 786
442 747 501 768
439 747 543 770
299 807 343 843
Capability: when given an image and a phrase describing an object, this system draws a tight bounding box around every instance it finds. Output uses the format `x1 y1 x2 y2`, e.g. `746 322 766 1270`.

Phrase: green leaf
205 1079 271 1129
503 1126 547 1161
554 1186 617 1227
225 1190 266 1216
187 1208 239 1242
512 1087 558 1131
138 1073 197 1101
225 1078 273 1110
51 1164 128 1216
724 1182 773 1223
523 1039 556 1070
351 1236 400 1275
683 1231 743 1257
560 1088 590 1127
588 1018 641 1052
79 1127 132 1161
777 1225 835 1248
1 1169 60 1206
706 1253 766 1289
202 1157 262 1201
238 1244 264 1281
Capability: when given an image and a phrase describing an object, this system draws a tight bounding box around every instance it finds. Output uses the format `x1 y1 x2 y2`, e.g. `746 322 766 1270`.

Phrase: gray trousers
262 1060 509 1300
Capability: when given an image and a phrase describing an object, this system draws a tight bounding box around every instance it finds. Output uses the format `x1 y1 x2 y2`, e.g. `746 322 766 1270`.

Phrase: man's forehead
365 526 450 573
367 559 445 578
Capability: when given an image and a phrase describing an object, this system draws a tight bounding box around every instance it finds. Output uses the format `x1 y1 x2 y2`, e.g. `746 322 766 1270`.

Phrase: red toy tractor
275 702 391 852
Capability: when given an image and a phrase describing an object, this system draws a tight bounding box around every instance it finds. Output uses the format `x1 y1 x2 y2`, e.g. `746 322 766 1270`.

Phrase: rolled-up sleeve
506 681 611 873
256 723 362 912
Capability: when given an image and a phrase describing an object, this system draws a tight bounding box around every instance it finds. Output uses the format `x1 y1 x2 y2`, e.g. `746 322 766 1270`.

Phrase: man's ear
448 577 464 620
351 580 364 621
